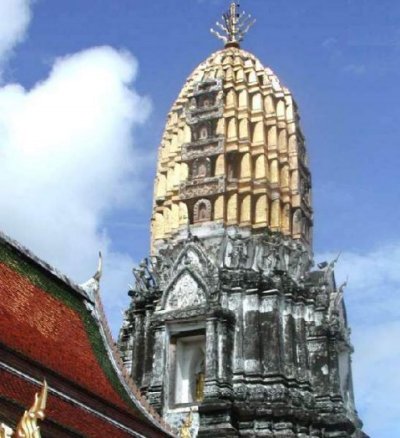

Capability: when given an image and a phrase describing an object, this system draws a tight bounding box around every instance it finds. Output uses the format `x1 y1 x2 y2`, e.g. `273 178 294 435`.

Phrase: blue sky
0 1 399 436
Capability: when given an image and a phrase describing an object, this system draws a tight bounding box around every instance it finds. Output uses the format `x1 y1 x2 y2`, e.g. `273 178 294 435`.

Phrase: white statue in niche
173 336 206 406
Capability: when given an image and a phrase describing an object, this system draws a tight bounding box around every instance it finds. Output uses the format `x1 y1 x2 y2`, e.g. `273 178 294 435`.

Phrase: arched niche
172 333 206 405
193 199 212 223
192 157 211 179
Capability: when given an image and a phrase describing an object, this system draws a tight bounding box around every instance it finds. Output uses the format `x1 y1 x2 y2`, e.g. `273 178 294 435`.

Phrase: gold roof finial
210 2 255 48
0 380 49 438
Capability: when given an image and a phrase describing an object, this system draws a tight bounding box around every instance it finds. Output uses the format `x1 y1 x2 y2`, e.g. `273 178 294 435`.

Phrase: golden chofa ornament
0 381 48 438
211 2 255 48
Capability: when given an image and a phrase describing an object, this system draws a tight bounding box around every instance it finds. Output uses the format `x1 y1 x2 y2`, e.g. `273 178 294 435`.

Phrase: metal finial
210 2 255 48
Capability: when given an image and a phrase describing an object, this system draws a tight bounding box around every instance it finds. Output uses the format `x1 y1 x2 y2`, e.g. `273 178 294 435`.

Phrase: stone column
259 289 283 375
131 309 145 385
148 324 166 412
204 315 219 400
142 304 155 391
243 288 261 376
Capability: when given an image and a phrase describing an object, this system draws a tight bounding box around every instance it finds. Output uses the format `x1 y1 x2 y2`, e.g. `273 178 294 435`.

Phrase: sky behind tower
0 1 399 436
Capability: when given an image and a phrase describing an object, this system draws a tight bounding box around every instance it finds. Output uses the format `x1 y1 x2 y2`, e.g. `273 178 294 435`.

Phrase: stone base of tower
118 230 367 438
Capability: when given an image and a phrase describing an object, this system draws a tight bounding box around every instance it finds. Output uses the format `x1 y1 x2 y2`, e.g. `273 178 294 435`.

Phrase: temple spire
210 2 255 48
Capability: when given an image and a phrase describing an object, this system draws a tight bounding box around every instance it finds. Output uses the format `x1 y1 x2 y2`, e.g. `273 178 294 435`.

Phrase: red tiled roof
0 261 127 410
0 368 160 437
0 235 174 437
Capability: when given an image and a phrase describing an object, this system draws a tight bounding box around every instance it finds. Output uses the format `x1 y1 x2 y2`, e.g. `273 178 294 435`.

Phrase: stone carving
182 138 224 161
165 271 207 310
223 231 252 269
193 199 212 223
180 176 225 200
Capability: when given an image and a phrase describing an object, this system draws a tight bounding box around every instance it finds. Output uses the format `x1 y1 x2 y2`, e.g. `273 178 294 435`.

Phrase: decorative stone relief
165 270 207 310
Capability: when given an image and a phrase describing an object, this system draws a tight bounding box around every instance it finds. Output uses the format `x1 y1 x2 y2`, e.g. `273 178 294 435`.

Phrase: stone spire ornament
211 2 255 47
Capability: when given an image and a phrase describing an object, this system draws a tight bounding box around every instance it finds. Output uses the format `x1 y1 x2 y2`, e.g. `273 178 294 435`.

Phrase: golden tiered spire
210 2 255 47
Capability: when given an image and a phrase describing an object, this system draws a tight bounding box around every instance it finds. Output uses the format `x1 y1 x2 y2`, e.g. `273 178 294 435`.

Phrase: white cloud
0 0 32 77
0 8 151 334
317 243 400 437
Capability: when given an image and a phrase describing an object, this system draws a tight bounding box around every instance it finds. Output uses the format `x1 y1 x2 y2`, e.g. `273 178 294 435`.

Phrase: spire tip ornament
211 2 255 48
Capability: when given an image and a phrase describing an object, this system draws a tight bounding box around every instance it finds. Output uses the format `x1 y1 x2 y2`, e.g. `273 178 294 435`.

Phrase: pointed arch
248 70 257 84
227 193 238 222
226 89 237 107
225 66 234 81
268 126 277 148
254 154 266 179
277 100 285 118
255 195 267 224
270 159 279 184
240 153 251 179
240 195 251 224
215 154 225 176
289 134 297 153
239 118 249 139
236 68 245 82
265 95 275 114
252 121 265 144
227 117 237 140
281 164 290 188
238 89 248 108
271 200 281 228
252 93 263 111
278 129 288 152
214 195 224 221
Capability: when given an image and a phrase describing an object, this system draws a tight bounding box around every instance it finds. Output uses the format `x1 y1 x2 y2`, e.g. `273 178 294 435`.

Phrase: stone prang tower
119 3 367 437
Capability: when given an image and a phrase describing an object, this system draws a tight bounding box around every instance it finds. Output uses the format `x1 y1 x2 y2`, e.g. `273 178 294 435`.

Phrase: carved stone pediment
163 268 207 311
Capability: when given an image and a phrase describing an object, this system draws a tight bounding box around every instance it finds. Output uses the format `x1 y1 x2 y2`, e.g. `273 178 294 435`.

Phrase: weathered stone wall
118 231 366 437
